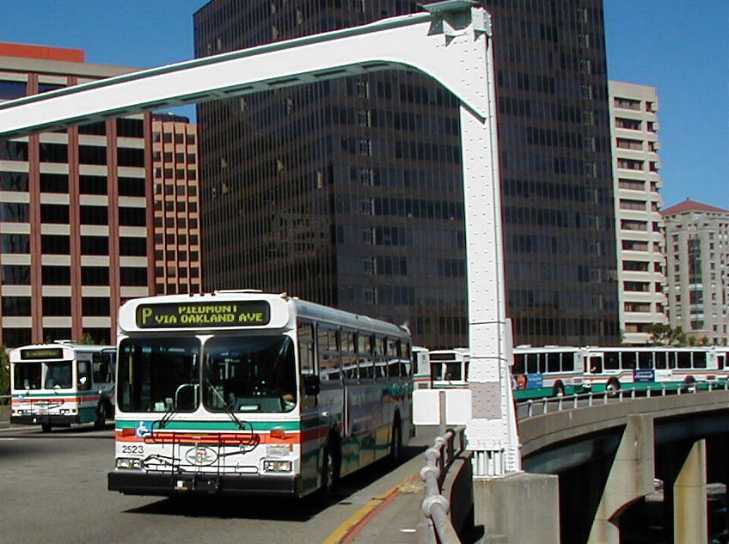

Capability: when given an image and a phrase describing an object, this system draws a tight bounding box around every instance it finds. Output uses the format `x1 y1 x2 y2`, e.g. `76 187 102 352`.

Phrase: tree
78 333 97 345
0 346 9 401
647 323 687 346
647 323 673 345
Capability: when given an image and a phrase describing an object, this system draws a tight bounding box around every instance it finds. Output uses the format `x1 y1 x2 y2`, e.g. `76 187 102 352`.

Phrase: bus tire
606 379 620 396
318 441 339 502
390 417 403 463
683 375 696 393
41 423 51 433
552 381 565 397
94 402 107 430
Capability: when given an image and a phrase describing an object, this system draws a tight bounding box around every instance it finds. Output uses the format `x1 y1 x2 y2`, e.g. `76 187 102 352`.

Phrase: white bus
412 346 431 389
582 346 728 394
10 342 116 432
511 345 585 400
108 292 413 498
428 348 469 388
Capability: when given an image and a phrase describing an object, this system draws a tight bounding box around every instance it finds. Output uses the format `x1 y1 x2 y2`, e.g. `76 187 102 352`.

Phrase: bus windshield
203 335 296 414
118 337 200 413
13 362 42 390
45 361 72 389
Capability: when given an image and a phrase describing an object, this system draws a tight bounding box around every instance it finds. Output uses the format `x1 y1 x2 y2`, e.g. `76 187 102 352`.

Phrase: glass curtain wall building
193 0 619 347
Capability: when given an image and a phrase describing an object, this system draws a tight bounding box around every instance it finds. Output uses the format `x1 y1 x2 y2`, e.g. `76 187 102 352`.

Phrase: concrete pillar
674 439 707 544
588 415 655 544
473 472 560 544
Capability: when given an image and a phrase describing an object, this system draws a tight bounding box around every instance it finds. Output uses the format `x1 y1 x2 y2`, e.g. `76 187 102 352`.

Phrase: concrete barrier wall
0 405 9 420
519 390 729 457
442 451 474 538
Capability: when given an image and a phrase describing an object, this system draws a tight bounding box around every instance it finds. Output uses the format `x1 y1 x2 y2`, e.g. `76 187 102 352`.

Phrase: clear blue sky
0 1 726 209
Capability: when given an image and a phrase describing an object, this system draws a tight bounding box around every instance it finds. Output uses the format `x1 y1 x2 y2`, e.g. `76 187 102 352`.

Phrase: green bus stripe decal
115 420 305 432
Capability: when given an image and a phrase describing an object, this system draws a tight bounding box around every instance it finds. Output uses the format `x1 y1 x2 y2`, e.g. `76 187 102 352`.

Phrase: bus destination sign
20 348 64 360
136 301 271 329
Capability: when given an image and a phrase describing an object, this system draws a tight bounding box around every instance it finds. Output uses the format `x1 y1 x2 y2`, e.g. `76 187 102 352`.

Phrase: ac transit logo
135 421 152 438
185 446 218 466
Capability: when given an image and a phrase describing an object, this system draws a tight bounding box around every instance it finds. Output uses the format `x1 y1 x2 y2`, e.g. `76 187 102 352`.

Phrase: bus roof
118 292 409 339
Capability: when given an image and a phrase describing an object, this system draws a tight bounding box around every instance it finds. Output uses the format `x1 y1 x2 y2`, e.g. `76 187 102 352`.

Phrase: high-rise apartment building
193 0 619 348
662 199 729 345
608 81 666 344
0 43 152 347
151 114 202 295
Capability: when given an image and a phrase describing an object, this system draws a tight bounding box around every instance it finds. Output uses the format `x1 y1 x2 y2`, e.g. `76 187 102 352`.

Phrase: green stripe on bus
115 420 306 432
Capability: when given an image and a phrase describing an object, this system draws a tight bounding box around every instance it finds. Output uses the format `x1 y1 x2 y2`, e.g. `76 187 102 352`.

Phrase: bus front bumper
108 471 300 497
11 415 80 426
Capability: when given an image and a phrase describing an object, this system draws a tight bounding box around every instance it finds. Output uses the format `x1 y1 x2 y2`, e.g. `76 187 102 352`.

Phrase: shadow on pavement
123 443 427 522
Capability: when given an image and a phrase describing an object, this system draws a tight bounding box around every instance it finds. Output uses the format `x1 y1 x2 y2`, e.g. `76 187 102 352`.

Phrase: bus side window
693 351 707 369
92 352 109 384
297 321 315 377
589 357 603 374
561 353 574 372
342 331 357 381
387 338 400 377
655 351 667 369
317 326 341 383
604 352 619 371
358 335 373 379
373 337 385 380
78 360 92 390
513 354 525 374
526 354 538 374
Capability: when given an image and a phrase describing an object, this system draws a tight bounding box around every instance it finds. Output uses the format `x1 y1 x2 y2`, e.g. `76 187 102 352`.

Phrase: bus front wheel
552 382 565 397
41 423 51 433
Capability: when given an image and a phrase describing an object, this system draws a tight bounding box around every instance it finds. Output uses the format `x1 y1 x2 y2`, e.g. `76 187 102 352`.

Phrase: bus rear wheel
390 419 403 463
94 402 107 430
552 382 565 397
317 442 339 502
41 423 51 433
606 379 621 397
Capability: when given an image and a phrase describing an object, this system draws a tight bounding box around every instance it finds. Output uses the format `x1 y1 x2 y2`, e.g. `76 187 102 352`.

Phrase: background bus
429 348 469 388
412 346 430 389
511 346 585 400
582 346 728 394
108 292 413 499
10 342 116 432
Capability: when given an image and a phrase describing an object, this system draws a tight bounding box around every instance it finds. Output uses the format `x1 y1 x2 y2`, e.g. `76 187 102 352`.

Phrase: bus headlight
263 460 292 473
116 458 142 470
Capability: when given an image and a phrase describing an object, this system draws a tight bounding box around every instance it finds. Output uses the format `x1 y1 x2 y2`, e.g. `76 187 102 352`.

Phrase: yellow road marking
322 480 407 544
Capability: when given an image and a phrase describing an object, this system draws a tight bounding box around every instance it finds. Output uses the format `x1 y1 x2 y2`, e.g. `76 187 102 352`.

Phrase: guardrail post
558 396 563 412
662 384 666 396
573 394 578 409
543 397 548 414
588 393 593 407
527 400 533 418
647 387 652 398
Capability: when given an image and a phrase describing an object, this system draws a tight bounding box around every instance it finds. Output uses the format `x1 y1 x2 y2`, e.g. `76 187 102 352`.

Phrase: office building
0 43 152 347
662 199 729 345
193 0 619 347
608 81 667 344
151 114 202 295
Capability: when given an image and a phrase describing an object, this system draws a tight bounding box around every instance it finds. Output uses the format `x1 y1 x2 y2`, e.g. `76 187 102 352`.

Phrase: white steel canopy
0 0 519 476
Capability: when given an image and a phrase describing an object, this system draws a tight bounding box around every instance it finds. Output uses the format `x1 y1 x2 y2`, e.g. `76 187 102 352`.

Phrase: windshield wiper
206 376 248 431
157 403 176 429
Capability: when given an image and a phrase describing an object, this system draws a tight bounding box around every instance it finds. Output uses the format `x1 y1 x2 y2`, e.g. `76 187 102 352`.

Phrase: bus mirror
303 375 320 396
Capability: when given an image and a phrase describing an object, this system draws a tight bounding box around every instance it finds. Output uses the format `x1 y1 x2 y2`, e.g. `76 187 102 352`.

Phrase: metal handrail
516 379 729 420
419 427 466 544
